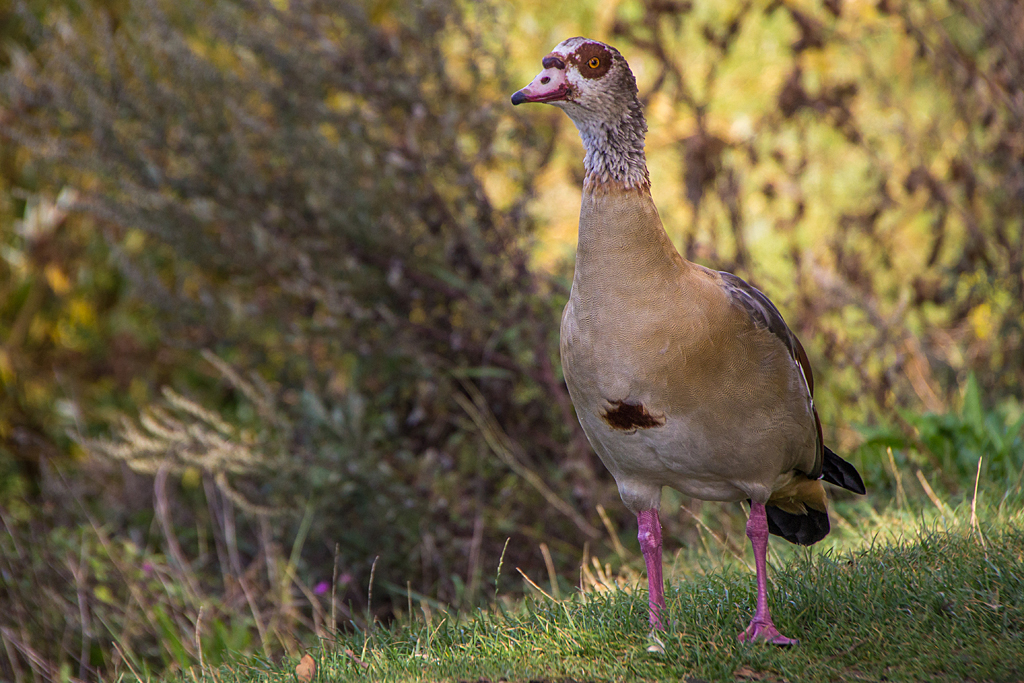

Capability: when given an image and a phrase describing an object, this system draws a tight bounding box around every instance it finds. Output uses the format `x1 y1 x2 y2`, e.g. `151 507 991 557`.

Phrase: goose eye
587 57 601 69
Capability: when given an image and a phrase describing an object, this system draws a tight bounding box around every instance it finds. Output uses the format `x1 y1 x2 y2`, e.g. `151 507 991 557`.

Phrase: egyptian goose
512 37 865 645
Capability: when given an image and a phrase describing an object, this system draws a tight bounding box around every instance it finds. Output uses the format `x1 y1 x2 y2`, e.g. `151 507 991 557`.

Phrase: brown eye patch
574 43 612 79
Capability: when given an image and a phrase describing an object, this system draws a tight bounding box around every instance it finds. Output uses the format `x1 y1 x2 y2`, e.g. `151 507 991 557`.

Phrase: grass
6 392 1021 682
182 491 1024 683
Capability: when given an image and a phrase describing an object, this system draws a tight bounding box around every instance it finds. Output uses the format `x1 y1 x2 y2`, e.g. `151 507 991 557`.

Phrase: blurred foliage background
0 0 1021 679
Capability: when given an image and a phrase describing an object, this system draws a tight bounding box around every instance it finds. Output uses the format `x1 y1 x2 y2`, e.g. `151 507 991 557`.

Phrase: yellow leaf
969 302 993 341
69 298 96 327
44 263 72 295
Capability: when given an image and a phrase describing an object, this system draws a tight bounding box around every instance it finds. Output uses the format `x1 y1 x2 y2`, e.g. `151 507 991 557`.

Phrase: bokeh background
1 0 1021 679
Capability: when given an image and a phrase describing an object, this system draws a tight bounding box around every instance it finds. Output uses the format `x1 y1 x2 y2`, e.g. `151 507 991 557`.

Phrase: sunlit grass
180 484 1024 683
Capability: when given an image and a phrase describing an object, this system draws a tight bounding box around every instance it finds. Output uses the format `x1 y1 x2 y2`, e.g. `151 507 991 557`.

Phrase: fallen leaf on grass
295 653 316 682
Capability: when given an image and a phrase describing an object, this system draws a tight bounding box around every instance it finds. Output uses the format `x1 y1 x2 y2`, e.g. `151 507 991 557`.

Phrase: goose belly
561 301 807 513
574 395 770 510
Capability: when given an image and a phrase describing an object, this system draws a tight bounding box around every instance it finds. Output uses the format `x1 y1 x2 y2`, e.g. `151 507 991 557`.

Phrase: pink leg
738 501 798 646
636 509 665 629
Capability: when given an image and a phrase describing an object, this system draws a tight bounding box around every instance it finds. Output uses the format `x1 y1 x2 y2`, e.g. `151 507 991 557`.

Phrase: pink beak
511 56 570 105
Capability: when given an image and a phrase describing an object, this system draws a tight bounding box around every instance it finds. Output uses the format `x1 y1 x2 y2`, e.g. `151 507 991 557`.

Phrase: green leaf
152 604 191 670
962 372 984 433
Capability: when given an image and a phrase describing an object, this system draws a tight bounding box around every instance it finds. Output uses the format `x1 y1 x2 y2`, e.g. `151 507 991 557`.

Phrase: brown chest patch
601 401 666 432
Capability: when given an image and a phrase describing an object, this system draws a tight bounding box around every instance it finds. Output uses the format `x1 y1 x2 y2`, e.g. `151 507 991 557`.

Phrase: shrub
2 0 609 677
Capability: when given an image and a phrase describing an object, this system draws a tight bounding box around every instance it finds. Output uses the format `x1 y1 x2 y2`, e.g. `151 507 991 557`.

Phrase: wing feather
718 271 824 479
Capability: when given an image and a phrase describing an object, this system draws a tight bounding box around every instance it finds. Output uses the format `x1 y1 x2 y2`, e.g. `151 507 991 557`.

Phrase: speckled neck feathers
575 97 650 191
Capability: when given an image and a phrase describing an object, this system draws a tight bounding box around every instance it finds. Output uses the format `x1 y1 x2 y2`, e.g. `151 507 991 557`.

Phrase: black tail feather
761 447 865 546
765 505 830 546
821 446 866 494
